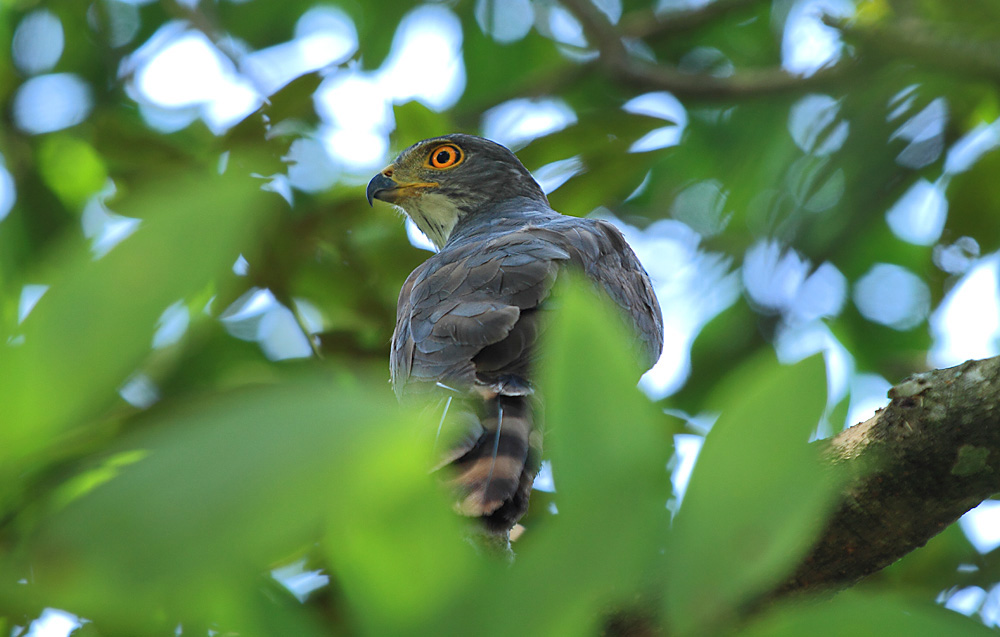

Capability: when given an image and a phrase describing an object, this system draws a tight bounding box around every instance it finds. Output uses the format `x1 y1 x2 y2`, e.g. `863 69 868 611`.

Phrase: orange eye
426 144 463 169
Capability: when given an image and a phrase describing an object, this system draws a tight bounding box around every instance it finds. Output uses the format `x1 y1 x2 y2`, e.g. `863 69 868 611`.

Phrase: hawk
367 134 663 537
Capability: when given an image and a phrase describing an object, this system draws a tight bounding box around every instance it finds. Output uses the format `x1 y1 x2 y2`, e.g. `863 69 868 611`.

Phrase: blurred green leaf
737 590 995 636
322 400 476 636
37 135 107 210
667 353 841 634
2 376 416 634
0 159 279 477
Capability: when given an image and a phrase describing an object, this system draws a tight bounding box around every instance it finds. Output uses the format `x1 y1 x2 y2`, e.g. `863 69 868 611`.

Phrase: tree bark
773 356 1000 598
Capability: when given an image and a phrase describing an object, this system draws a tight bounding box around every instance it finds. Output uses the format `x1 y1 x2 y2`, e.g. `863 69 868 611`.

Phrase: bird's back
391 199 662 533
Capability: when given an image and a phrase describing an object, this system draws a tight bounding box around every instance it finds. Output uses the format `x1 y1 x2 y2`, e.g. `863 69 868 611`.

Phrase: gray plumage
368 134 663 534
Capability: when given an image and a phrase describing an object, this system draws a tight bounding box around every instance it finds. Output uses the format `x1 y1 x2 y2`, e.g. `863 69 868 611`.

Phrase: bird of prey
367 134 663 537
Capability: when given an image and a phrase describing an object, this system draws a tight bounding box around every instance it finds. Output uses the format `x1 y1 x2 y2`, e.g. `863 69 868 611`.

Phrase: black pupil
436 149 452 164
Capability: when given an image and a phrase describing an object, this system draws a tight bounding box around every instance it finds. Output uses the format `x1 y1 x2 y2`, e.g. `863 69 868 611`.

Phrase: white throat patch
397 191 465 249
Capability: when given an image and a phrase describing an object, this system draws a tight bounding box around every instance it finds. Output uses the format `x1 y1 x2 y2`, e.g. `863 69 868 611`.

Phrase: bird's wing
391 227 571 395
391 227 569 524
529 218 664 368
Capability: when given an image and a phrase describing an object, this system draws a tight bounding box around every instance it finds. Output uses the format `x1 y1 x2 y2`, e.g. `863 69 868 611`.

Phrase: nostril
382 167 393 177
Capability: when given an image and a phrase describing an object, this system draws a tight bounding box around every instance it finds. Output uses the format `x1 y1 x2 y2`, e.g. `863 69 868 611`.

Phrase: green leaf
37 135 108 210
666 353 842 634
0 159 278 476
737 590 996 636
321 400 476 636
2 377 424 634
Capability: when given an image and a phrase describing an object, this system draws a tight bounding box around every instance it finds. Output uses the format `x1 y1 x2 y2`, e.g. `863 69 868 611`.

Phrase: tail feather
442 394 540 533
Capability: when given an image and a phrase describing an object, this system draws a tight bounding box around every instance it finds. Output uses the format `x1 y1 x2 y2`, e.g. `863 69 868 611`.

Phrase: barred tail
446 394 541 534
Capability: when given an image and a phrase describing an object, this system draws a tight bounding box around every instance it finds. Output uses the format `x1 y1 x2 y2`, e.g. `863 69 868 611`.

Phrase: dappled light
482 97 578 148
13 74 92 134
886 178 948 246
781 0 850 75
788 94 848 155
12 9 63 75
853 263 931 330
930 254 1000 367
220 288 317 360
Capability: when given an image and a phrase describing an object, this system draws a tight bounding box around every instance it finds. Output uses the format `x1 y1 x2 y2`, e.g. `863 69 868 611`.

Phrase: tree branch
824 15 1000 85
773 356 1000 598
619 0 765 42
559 0 855 99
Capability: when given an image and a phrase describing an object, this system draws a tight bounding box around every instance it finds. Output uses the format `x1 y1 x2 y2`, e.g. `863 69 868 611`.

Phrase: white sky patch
314 72 392 172
789 262 847 323
885 177 948 246
19 284 49 324
132 30 235 106
888 84 918 121
532 459 555 492
320 124 389 172
602 217 739 399
844 372 891 428
81 182 141 259
272 559 330 602
743 240 810 313
788 94 848 156
293 298 326 336
853 263 930 330
13 73 93 134
944 586 988 616
929 253 1000 367
13 9 64 75
119 372 160 409
945 119 1000 175
152 301 190 349
0 158 16 222
242 6 357 95
475 0 534 43
220 288 313 360
233 254 250 276
286 137 340 192
136 102 200 134
546 4 587 47
532 156 584 194
482 98 577 148
126 25 262 134
934 236 980 275
668 433 704 514
781 0 851 76
315 72 393 133
24 608 83 637
891 97 947 169
378 5 465 111
624 92 688 152
961 501 1000 554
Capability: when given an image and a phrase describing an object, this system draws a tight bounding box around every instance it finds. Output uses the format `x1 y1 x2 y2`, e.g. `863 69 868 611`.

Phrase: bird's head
366 134 547 249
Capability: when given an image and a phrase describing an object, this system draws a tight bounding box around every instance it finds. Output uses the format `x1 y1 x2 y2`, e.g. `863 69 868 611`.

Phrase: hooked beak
366 172 396 207
366 169 439 207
